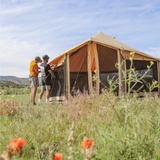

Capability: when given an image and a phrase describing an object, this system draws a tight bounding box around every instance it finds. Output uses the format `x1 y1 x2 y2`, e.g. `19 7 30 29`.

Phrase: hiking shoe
33 102 37 106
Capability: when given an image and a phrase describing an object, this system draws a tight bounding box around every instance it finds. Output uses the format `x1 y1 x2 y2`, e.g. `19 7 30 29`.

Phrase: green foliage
0 93 160 159
0 81 41 95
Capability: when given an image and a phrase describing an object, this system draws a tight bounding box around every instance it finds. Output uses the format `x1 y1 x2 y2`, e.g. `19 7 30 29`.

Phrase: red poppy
54 153 63 160
79 138 94 149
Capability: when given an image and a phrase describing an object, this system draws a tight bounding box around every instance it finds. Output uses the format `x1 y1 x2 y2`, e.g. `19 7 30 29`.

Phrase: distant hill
8 78 30 85
0 81 28 89
0 76 41 85
0 76 19 81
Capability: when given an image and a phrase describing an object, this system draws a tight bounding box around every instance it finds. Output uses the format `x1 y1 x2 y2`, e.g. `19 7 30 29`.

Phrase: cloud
0 0 160 77
143 47 160 59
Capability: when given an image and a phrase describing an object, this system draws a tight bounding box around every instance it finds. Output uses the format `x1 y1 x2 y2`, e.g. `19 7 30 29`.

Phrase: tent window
126 60 158 92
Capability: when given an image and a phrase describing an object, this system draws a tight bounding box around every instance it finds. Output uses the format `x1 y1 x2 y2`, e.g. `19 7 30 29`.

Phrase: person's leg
32 87 37 103
31 77 39 105
46 89 50 104
38 90 45 104
30 87 34 103
38 84 46 105
45 85 51 104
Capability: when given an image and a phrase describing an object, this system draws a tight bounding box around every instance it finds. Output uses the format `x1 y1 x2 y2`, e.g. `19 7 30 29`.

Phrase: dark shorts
41 85 51 90
41 78 51 90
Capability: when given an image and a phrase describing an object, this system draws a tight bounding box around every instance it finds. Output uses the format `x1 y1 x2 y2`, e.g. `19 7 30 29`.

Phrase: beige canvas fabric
63 31 160 61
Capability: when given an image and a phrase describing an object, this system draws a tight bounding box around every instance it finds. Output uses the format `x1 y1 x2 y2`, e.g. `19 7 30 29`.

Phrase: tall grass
1 91 160 160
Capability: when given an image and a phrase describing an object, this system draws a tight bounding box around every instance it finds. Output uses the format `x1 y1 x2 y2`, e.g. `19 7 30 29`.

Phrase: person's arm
33 65 41 74
48 64 56 74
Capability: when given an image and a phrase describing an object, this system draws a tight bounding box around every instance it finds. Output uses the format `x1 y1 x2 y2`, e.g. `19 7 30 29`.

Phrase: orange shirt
29 60 39 77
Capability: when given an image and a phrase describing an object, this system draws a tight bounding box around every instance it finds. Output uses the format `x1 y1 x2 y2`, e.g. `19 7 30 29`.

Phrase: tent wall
69 44 88 95
50 65 65 98
158 61 160 96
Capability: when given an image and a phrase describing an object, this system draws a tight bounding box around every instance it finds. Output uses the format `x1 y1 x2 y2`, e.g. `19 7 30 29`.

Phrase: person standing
29 56 42 105
38 54 56 105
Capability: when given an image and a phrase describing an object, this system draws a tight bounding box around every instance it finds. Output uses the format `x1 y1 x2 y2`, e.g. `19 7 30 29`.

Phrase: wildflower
12 95 15 98
12 107 15 109
10 137 26 152
11 101 14 105
2 100 5 103
20 102 23 106
79 138 94 149
150 61 154 65
54 153 63 160
0 104 2 106
6 100 9 103
3 104 6 107
8 103 10 106
14 101 17 104
80 138 94 159
130 52 135 56
17 106 20 109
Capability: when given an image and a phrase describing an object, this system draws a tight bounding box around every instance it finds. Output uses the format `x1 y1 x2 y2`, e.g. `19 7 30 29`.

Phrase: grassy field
0 91 160 160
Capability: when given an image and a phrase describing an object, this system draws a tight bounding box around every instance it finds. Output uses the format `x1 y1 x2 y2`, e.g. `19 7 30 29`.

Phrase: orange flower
79 138 94 149
16 137 26 148
20 102 23 106
6 100 9 103
54 153 63 160
0 104 2 106
12 107 15 109
10 137 26 152
3 104 6 107
11 101 14 105
10 138 19 151
14 101 17 104
8 103 10 106
2 100 5 103
2 111 8 114
17 106 20 109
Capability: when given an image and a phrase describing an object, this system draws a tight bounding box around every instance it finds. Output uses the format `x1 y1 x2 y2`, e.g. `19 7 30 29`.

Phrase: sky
0 0 160 77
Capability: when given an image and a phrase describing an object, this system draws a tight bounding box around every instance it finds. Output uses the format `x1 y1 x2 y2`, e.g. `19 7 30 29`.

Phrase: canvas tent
49 31 160 102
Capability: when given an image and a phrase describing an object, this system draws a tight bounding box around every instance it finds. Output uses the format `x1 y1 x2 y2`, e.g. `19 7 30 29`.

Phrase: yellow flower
150 61 154 65
12 95 15 98
130 52 135 56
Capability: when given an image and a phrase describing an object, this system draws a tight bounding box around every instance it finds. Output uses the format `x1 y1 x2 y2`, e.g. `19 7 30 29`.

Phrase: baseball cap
42 54 50 61
35 56 42 62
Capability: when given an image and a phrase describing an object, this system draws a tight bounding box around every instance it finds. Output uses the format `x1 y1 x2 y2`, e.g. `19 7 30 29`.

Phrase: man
29 56 42 105
38 54 56 105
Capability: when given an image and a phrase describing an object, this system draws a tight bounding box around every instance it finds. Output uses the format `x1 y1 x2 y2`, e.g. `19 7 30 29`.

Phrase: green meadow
1 90 160 160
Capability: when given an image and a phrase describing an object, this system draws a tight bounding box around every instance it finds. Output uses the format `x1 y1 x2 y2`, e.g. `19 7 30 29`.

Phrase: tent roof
63 31 160 61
